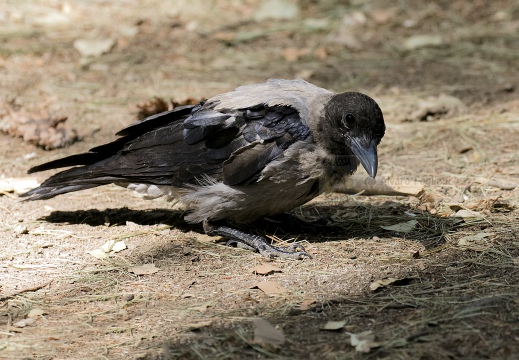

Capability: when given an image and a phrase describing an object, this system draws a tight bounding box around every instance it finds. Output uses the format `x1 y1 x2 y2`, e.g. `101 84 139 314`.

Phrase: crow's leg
203 220 312 260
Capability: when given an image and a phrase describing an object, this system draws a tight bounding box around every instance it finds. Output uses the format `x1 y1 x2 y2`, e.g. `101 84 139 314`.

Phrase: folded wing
22 99 311 200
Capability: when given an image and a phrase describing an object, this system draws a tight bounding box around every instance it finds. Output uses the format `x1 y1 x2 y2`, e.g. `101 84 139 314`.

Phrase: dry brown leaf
253 281 287 295
370 278 398 291
0 102 78 150
250 264 282 275
251 318 285 348
128 263 160 275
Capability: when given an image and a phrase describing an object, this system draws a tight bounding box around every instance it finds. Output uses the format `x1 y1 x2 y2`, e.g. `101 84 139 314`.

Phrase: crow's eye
343 113 356 128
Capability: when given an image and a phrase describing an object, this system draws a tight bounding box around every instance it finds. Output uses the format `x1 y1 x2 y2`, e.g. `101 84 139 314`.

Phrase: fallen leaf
86 248 109 259
111 241 127 253
253 281 287 295
0 102 78 149
380 220 418 233
73 38 115 57
370 278 396 291
322 320 346 331
27 308 46 318
250 264 282 275
458 232 494 246
128 263 160 275
348 331 380 353
89 240 127 258
451 209 483 220
100 240 116 253
252 318 285 347
13 318 36 328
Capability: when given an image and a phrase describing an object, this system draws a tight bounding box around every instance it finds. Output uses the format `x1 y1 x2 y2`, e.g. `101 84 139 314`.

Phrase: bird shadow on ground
41 200 457 251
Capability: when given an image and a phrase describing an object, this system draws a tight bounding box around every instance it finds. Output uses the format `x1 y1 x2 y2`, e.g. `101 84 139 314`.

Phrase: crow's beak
350 138 378 179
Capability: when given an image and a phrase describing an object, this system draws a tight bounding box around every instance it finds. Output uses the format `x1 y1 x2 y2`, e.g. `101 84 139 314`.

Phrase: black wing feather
22 101 311 200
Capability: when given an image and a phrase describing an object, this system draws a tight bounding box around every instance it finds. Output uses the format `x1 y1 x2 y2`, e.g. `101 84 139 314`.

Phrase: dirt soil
1 1 519 359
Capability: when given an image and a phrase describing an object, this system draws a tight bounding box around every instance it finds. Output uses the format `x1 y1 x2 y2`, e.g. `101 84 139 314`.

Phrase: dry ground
1 1 519 359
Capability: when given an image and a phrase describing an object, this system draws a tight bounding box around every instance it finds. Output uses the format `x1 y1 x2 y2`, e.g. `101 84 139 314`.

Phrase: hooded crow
21 79 385 259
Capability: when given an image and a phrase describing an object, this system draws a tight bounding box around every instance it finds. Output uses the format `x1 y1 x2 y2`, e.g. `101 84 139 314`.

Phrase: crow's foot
203 220 312 260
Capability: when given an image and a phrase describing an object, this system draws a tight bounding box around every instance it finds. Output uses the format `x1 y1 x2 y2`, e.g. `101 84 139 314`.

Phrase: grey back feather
207 79 334 128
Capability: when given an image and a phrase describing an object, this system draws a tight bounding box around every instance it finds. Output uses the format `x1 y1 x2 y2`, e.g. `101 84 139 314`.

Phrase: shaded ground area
1 1 519 359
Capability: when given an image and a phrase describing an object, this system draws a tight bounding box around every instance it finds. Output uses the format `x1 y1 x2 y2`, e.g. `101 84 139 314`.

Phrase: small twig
0 279 53 302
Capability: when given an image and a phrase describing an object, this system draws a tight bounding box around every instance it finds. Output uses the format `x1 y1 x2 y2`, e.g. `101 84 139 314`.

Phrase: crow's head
318 92 385 178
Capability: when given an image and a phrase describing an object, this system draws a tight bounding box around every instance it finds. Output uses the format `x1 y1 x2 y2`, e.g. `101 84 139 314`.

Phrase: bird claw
208 222 312 260
227 238 312 259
